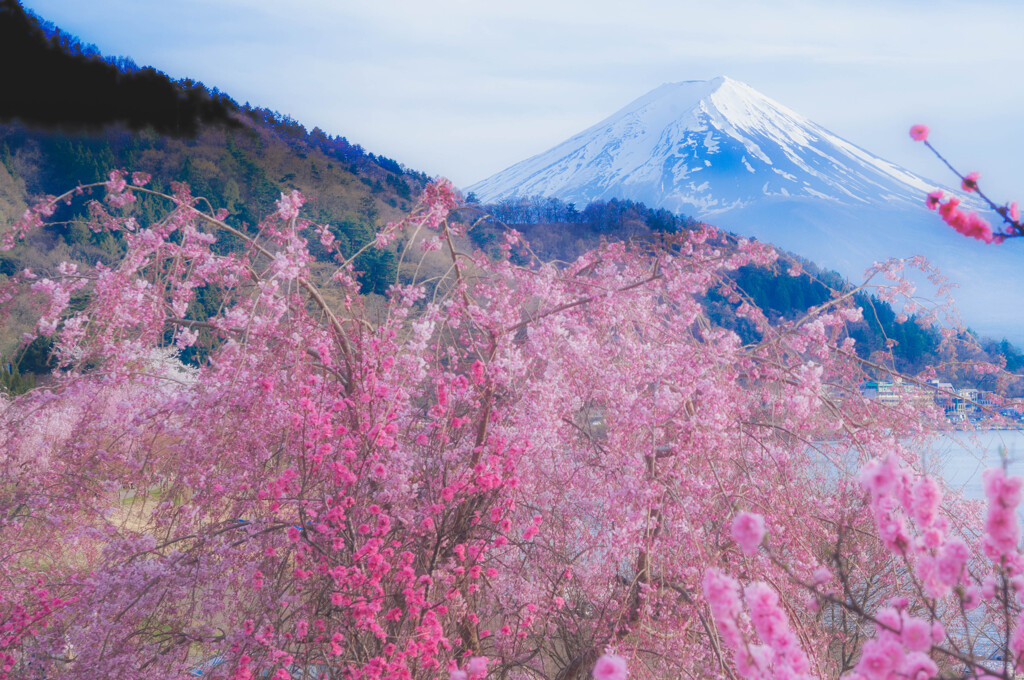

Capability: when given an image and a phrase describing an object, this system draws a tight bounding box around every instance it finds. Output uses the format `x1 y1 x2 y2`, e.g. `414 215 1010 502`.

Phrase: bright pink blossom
936 196 995 243
961 171 980 193
909 124 929 141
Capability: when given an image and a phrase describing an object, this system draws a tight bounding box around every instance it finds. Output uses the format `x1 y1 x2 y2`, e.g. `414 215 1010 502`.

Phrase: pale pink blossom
467 656 488 678
936 538 968 586
592 654 627 680
909 476 942 527
856 637 905 680
731 511 766 556
983 467 1023 508
903 652 937 680
105 169 127 195
276 189 305 221
860 456 899 499
703 569 741 619
900 615 932 652
812 566 832 585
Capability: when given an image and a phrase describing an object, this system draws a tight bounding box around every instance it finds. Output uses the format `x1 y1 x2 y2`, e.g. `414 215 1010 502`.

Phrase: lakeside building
859 378 1023 425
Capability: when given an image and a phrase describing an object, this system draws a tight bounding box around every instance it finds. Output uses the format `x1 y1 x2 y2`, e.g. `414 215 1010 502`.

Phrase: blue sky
20 0 1024 200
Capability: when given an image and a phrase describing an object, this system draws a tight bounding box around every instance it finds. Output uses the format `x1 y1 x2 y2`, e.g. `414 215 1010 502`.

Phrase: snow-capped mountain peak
467 78 1024 346
468 76 933 216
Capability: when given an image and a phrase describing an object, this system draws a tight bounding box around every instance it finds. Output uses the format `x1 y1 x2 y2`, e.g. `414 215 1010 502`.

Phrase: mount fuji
468 77 1022 345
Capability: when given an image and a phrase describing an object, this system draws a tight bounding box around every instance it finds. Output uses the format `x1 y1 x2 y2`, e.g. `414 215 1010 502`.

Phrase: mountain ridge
467 76 937 214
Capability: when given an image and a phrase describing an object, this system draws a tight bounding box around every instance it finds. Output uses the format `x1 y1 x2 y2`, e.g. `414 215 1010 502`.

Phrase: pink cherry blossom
467 656 489 678
592 654 627 680
0 167 1010 680
900 616 932 652
903 652 937 680
730 511 766 556
275 189 305 221
961 171 980 193
856 637 905 680
909 476 942 527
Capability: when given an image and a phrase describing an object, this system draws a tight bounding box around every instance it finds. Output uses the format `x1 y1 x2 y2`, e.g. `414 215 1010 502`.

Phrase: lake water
916 431 1024 662
920 429 1024 502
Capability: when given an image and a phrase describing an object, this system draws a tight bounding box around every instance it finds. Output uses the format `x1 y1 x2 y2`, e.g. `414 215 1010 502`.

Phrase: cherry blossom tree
0 169 1012 680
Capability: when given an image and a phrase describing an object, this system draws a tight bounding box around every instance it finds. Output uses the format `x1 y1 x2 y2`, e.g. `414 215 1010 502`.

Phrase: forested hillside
0 116 425 288
2 0 1020 399
0 0 429 381
470 195 1024 394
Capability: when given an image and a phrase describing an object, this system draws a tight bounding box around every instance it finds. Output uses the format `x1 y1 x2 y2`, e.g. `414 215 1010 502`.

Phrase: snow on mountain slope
468 77 1022 345
467 76 934 215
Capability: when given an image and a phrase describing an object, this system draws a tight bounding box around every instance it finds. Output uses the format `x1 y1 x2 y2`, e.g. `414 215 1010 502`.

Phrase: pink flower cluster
961 171 980 193
853 605 941 680
418 178 460 231
909 124 929 142
450 656 489 680
592 654 627 680
855 452 1024 677
104 170 136 208
730 511 766 556
703 570 811 679
981 467 1022 562
4 162 1012 680
0 582 73 680
276 189 305 221
859 455 912 553
913 124 1024 243
925 191 994 243
858 455 972 593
